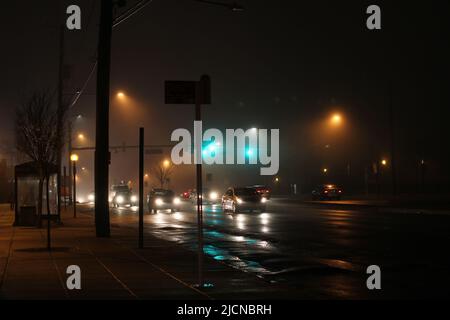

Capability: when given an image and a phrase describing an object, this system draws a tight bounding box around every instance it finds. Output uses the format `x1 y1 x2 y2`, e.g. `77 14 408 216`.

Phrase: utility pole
95 0 113 237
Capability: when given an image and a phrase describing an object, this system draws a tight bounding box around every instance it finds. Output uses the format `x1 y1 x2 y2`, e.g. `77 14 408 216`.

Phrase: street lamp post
71 154 79 218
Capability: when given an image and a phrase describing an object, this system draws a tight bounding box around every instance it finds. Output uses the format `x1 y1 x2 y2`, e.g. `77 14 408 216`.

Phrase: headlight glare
209 192 218 201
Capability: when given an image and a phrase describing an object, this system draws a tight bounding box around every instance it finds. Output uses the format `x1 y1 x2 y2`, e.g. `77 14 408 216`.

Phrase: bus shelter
14 161 59 226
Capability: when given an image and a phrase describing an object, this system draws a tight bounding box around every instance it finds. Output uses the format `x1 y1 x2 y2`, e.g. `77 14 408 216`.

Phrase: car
180 189 195 201
87 191 95 204
248 185 271 199
222 187 267 213
111 184 138 207
147 189 181 213
311 184 343 200
190 188 220 205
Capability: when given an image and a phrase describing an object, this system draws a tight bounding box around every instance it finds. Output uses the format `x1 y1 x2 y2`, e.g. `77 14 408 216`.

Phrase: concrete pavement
0 204 291 300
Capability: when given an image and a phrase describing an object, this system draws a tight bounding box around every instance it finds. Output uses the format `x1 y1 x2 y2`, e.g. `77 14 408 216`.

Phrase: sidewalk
0 204 296 300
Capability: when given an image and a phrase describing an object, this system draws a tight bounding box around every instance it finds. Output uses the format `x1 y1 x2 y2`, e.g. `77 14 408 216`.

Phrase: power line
113 0 154 28
68 0 154 110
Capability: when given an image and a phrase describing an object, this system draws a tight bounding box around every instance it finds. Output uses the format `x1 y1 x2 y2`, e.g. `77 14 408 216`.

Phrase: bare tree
150 161 174 189
15 91 68 227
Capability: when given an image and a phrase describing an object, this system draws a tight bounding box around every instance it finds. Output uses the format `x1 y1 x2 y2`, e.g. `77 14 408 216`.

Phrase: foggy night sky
1 0 449 194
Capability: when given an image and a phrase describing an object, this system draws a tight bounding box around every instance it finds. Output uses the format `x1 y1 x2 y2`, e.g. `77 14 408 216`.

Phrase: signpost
165 75 211 288
139 128 144 249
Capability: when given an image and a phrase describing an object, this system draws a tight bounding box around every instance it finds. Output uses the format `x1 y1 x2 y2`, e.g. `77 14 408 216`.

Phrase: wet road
87 199 450 298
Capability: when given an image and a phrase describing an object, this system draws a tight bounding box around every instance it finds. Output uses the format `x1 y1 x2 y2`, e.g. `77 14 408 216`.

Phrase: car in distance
311 184 343 200
111 184 138 208
222 187 267 213
87 191 95 204
248 185 271 199
147 189 181 213
180 189 193 200
190 188 220 205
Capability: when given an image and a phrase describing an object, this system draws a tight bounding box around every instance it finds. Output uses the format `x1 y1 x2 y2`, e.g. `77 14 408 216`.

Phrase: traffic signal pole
195 81 204 288
95 0 113 237
139 128 144 249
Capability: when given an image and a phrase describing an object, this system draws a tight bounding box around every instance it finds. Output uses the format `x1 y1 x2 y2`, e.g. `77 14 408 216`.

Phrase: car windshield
113 185 130 193
235 188 258 196
153 190 174 197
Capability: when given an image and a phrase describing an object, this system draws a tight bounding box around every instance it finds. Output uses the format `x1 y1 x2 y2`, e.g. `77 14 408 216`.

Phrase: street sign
165 81 196 104
145 149 163 155
165 76 211 105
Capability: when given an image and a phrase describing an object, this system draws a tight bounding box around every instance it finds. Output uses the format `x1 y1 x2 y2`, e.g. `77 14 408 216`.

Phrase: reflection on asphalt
85 198 450 298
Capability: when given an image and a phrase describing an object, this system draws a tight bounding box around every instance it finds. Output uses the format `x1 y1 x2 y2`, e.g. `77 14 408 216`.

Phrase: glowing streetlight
381 159 388 166
70 154 79 162
70 154 79 218
330 113 342 126
163 159 171 168
275 177 280 183
323 168 328 174
117 91 125 99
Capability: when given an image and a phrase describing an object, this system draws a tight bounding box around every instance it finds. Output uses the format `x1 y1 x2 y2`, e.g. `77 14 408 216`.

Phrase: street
80 199 450 299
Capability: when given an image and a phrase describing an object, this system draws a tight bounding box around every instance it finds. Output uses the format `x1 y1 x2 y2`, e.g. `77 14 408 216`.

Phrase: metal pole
56 25 65 224
73 161 77 218
388 87 397 197
95 0 113 237
63 166 67 209
68 121 73 205
139 127 144 249
47 179 51 251
195 82 204 288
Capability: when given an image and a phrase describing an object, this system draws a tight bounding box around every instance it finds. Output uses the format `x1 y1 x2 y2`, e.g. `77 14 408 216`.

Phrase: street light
323 168 328 174
163 159 171 168
70 154 79 218
330 113 342 126
381 159 388 166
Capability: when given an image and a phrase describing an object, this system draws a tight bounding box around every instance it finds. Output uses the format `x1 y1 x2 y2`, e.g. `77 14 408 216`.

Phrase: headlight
236 197 243 204
88 194 95 202
117 196 124 204
131 195 138 202
173 197 181 205
155 198 163 206
261 197 267 203
209 192 218 201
